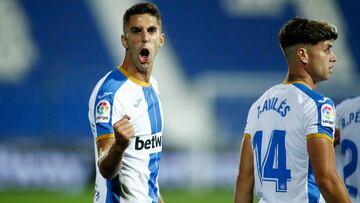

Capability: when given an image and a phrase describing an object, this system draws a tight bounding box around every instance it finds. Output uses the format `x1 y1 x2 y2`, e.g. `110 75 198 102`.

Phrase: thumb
123 114 131 120
113 115 131 128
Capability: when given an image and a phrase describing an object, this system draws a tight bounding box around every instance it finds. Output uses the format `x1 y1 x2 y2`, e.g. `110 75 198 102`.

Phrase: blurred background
0 0 359 202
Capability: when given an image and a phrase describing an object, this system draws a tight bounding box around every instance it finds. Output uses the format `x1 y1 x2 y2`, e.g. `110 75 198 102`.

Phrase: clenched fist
113 115 135 147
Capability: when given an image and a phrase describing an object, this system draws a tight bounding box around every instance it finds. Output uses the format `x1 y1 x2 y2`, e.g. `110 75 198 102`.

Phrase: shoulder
90 68 128 106
291 83 334 106
150 76 158 87
251 83 297 104
336 96 360 116
254 84 282 100
292 83 330 101
247 84 282 115
150 76 160 93
337 96 360 108
97 68 129 94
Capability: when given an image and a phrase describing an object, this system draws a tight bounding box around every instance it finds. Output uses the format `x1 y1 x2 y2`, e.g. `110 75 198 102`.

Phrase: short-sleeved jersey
88 66 163 203
335 96 360 202
244 82 335 203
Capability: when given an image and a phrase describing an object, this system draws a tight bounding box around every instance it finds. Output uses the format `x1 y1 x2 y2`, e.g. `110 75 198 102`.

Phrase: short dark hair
279 17 338 50
123 2 162 33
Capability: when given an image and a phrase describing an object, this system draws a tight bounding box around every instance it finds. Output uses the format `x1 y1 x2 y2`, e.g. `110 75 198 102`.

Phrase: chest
115 86 163 135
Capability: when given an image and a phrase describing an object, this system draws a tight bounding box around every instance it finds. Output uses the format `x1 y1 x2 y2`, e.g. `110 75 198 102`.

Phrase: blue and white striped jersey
244 82 335 203
335 96 360 202
88 66 163 203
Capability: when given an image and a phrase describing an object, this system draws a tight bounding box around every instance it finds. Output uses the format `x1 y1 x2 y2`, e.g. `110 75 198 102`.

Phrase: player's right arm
234 133 254 203
307 136 351 203
97 115 135 179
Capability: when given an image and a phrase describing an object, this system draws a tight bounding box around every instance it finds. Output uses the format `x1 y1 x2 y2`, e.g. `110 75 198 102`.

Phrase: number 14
253 130 291 192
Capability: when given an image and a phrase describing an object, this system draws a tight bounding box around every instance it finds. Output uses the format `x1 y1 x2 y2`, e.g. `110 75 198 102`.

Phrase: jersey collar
118 66 151 87
283 80 313 90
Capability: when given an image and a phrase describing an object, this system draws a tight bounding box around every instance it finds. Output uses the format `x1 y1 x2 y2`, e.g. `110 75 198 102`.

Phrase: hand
113 115 135 147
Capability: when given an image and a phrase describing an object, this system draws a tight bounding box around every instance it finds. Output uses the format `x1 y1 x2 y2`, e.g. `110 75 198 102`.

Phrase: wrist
114 139 130 150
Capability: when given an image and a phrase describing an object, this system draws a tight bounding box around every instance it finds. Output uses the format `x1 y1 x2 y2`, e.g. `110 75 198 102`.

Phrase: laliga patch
320 103 334 128
96 99 111 123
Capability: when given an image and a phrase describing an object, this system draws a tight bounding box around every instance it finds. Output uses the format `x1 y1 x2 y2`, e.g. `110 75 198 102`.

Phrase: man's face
306 40 336 82
122 14 164 73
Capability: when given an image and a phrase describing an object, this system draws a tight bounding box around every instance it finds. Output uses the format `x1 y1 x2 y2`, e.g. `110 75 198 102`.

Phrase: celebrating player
234 17 350 203
88 2 165 203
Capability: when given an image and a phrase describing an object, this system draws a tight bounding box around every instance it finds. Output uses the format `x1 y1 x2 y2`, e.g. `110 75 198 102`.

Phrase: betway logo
135 135 162 150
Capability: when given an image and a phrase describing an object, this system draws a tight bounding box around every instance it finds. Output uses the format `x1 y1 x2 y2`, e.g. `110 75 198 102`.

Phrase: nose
331 53 337 63
141 30 150 43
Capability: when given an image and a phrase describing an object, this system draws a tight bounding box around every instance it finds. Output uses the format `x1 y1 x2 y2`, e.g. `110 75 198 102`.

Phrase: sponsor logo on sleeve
96 99 111 123
321 103 334 128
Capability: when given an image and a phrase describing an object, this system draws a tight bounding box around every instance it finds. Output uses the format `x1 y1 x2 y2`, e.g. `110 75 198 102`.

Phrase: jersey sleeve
305 98 335 143
93 88 125 142
244 103 257 138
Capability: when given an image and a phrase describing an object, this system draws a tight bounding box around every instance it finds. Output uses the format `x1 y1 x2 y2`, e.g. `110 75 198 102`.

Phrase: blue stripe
105 175 120 203
94 68 127 136
292 83 334 138
142 86 162 134
143 86 162 202
148 152 161 203
307 163 320 202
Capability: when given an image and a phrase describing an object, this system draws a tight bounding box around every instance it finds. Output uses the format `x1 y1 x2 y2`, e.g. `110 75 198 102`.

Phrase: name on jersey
257 97 291 119
135 134 162 151
320 103 334 128
340 109 360 129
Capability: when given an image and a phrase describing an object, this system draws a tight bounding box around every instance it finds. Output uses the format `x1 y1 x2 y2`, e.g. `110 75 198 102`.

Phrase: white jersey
88 66 163 203
335 96 360 202
244 82 335 203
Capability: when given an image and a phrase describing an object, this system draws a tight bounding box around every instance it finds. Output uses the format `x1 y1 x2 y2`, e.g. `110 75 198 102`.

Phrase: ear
296 47 308 64
159 33 165 47
121 34 128 49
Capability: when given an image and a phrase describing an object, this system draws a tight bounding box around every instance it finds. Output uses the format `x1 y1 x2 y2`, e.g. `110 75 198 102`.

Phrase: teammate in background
335 96 360 202
88 3 165 203
234 17 351 203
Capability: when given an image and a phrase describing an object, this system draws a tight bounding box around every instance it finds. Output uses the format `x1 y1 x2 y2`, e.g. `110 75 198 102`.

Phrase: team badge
96 99 111 123
320 103 334 128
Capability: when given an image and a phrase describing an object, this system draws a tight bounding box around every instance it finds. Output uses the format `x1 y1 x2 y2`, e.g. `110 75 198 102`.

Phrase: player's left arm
234 134 254 203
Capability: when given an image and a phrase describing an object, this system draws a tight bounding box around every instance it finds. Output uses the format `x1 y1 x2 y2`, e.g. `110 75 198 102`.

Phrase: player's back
245 82 334 203
336 96 360 202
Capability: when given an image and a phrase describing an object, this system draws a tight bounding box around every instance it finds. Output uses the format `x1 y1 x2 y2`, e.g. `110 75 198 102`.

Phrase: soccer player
234 17 351 203
88 3 165 203
335 96 360 202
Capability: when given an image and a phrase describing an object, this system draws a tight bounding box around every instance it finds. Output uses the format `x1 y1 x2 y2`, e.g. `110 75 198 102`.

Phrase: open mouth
139 48 150 63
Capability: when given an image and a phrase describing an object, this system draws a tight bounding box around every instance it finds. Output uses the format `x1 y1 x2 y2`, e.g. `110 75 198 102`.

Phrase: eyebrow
130 25 158 30
130 26 141 31
324 43 333 49
148 26 157 30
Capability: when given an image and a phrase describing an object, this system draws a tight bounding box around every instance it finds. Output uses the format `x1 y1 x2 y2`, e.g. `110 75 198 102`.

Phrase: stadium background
0 0 359 202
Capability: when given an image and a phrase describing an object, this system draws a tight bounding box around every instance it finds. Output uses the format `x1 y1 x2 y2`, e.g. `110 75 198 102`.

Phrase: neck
121 56 152 82
285 68 316 90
